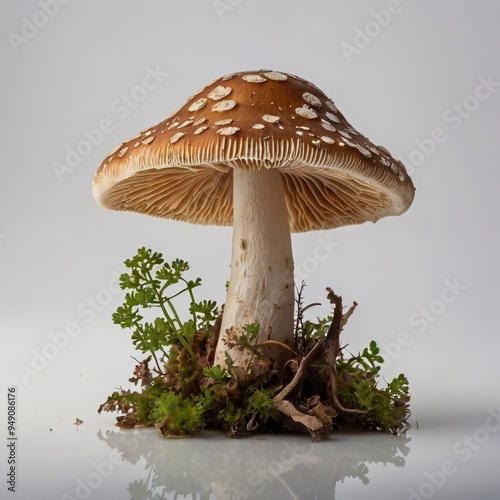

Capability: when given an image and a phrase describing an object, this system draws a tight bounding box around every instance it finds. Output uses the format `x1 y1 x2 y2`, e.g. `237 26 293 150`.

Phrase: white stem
214 168 295 370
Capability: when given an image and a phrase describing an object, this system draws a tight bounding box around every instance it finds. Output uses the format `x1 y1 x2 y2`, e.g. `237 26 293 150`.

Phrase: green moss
98 248 411 440
151 392 204 436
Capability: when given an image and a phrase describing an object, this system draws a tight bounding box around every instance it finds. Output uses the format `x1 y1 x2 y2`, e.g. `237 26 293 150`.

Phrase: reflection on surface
97 427 411 499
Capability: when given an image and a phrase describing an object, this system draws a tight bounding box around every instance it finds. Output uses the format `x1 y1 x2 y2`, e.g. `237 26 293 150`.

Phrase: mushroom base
99 278 412 441
214 167 295 371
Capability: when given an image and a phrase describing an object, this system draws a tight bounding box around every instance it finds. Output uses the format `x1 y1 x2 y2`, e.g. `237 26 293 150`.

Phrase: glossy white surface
15 411 500 499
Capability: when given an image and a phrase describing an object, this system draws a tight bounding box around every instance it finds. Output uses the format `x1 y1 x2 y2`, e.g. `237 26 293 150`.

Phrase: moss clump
98 248 410 440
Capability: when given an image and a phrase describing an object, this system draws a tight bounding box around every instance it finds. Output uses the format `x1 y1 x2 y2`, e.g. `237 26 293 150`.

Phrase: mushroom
92 70 415 373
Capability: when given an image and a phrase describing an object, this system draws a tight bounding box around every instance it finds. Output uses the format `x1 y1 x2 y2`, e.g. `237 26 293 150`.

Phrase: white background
1 1 499 499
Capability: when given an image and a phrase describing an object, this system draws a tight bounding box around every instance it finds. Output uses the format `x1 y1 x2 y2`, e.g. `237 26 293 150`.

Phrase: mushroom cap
93 70 415 232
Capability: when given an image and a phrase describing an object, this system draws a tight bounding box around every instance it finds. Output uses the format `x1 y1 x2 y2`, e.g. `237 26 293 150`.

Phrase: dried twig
273 336 324 402
325 288 366 415
341 301 358 330
273 287 366 438
274 288 345 404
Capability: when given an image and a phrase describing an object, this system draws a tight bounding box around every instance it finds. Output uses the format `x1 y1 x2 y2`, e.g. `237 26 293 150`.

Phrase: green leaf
203 365 229 381
225 351 234 372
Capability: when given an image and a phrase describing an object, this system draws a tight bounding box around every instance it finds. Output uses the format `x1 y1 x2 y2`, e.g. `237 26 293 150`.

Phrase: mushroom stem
214 168 295 372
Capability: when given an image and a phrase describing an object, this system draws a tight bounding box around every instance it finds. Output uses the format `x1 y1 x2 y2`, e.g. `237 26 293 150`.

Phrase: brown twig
325 288 366 415
274 288 345 403
257 340 296 355
325 287 342 355
328 369 367 415
273 336 324 402
300 302 322 314
274 287 366 435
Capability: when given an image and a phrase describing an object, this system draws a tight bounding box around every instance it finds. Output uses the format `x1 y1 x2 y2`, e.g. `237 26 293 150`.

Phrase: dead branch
325 288 366 414
341 301 358 330
273 335 324 402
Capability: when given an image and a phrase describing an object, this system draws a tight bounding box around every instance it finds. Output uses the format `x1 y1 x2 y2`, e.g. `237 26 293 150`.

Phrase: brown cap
92 70 415 232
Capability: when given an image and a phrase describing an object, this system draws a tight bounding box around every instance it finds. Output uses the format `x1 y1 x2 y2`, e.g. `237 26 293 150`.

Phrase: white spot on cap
356 144 371 158
262 71 288 81
170 132 185 144
296 130 304 136
194 126 208 135
188 98 208 112
208 86 232 100
177 119 194 129
321 136 335 144
326 101 338 113
378 145 391 155
117 146 128 157
193 117 207 126
262 114 281 123
302 92 322 108
339 130 352 139
141 136 155 145
242 74 267 83
167 121 180 130
295 105 318 119
296 126 310 130
252 123 265 129
325 112 340 124
215 119 233 126
221 74 235 81
212 100 237 112
380 156 391 167
217 126 241 136
321 121 336 132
